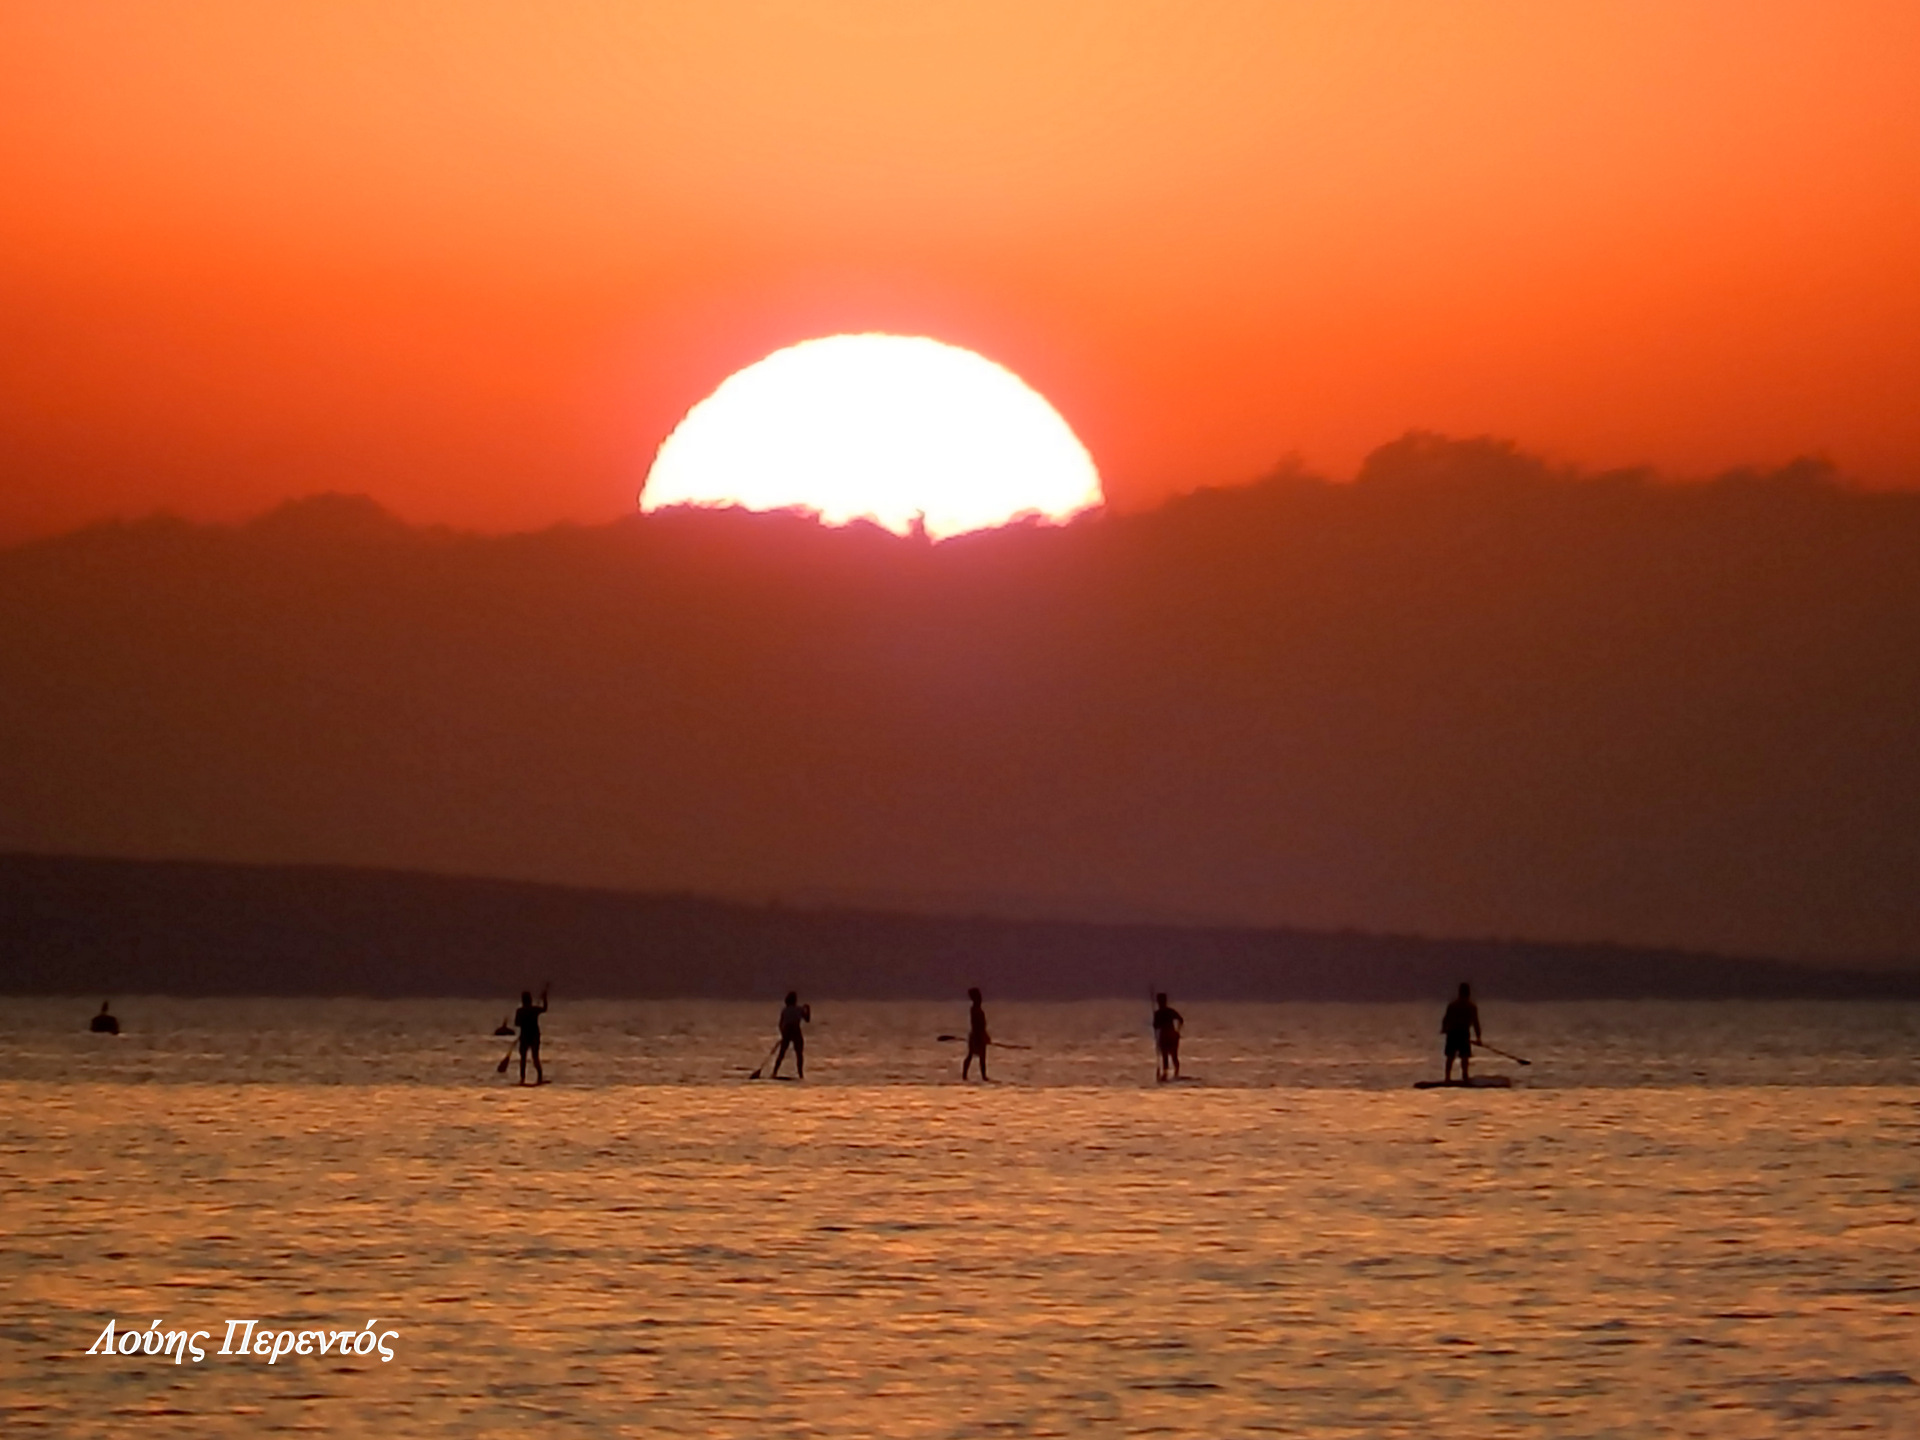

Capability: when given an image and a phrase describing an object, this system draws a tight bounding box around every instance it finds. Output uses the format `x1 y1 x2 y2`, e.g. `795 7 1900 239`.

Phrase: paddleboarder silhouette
1152 992 1183 1081
514 986 549 1085
963 987 991 1081
1441 982 1481 1082
770 991 810 1079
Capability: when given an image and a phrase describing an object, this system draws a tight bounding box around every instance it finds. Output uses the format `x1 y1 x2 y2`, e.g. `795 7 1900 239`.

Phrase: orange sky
3 1 1918 542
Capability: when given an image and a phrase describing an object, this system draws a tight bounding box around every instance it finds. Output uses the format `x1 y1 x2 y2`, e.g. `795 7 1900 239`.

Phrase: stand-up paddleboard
1413 1075 1514 1089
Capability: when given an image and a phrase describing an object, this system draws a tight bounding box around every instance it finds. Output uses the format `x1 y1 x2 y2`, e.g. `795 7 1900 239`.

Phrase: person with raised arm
514 985 550 1086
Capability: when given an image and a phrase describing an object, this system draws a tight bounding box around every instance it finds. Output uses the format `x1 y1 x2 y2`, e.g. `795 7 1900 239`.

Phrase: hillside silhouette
6 853 1915 1001
2 434 1917 966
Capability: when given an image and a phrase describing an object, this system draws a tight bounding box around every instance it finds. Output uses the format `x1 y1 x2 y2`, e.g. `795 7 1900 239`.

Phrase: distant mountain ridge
3 853 1915 1001
4 434 1920 960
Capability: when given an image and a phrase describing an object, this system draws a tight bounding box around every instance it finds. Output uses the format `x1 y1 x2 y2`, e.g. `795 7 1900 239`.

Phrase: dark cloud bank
3 434 1917 996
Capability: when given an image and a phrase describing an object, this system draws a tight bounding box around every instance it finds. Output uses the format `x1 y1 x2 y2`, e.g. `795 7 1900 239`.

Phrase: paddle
746 1039 781 1080
936 1035 1031 1049
1476 1041 1532 1066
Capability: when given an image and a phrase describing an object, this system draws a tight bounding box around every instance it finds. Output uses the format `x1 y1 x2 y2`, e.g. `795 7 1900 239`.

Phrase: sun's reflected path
641 334 1103 541
6 1064 1917 1436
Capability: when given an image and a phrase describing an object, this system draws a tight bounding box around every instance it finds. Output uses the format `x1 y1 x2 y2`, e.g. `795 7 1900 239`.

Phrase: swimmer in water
963 987 990 1081
770 991 810 1079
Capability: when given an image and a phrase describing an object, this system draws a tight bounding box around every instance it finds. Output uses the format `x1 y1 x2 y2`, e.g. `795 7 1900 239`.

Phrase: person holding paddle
510 985 549 1085
963 987 991 1081
769 991 810 1079
1152 992 1183 1082
1441 981 1481 1082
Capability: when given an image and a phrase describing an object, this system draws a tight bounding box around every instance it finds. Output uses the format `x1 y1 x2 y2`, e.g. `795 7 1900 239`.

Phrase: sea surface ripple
2 1000 1916 1437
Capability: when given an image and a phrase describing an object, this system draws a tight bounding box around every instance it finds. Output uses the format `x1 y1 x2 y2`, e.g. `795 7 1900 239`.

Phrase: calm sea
3 999 1917 1437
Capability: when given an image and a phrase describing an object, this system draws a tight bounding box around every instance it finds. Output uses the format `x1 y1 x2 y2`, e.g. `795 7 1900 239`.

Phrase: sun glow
641 335 1102 540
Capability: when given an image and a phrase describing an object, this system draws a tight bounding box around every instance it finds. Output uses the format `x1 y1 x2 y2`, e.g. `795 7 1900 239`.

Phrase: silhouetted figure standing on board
89 1000 119 1035
515 986 549 1085
1152 993 1183 1081
963 987 991 1081
1441 982 1482 1082
771 991 810 1079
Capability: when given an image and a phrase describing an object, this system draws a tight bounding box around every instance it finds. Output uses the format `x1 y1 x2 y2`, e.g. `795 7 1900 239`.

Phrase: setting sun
639 334 1102 540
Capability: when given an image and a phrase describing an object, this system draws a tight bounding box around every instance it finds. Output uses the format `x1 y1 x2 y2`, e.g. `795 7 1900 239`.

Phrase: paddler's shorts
1444 1031 1472 1058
